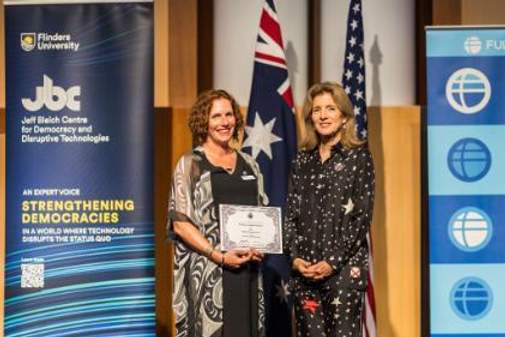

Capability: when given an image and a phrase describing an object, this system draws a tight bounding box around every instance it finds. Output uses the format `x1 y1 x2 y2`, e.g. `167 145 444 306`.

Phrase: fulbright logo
464 35 505 54
464 36 482 55
20 33 36 52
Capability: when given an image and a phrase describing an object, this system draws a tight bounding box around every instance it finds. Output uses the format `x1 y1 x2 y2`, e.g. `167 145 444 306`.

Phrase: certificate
219 204 283 254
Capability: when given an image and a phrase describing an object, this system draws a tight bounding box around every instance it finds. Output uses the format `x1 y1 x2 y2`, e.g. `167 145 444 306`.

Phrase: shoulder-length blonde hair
188 89 243 147
300 81 364 150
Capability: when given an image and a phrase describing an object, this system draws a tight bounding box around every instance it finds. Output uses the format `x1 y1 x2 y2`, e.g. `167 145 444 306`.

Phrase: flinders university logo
21 75 81 112
446 68 491 114
21 33 36 52
19 32 80 52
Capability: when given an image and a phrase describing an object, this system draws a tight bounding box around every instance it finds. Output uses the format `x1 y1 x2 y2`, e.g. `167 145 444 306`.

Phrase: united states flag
242 1 297 336
342 0 368 140
341 1 377 337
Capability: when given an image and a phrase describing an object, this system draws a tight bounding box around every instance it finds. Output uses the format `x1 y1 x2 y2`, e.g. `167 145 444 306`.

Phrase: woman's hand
310 261 333 280
292 258 316 279
250 249 264 262
292 258 333 280
223 249 252 268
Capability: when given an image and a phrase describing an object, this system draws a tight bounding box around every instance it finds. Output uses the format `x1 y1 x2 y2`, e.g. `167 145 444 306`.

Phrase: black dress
202 153 259 337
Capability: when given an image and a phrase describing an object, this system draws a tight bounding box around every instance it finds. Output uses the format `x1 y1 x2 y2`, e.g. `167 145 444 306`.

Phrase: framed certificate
219 204 283 254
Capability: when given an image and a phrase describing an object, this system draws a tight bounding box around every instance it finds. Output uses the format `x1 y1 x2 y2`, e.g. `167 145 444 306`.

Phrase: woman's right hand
292 258 316 279
223 249 252 268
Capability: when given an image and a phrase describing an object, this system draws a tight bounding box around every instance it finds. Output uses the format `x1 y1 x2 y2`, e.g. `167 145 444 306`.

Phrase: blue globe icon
448 207 493 252
445 68 491 114
450 277 493 320
447 138 491 182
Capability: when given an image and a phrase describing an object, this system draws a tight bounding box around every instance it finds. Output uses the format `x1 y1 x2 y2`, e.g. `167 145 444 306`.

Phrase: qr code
21 263 45 288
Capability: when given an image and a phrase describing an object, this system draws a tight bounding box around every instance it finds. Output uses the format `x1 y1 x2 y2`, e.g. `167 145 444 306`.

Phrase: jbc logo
21 75 81 112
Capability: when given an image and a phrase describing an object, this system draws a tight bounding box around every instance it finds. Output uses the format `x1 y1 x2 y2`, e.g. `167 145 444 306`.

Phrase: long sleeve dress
168 147 268 337
283 142 375 337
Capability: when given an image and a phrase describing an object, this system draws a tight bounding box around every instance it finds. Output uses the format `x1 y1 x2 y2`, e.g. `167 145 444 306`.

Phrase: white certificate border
219 204 283 254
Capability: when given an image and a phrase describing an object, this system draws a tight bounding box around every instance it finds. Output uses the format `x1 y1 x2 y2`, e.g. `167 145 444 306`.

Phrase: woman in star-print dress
284 82 375 337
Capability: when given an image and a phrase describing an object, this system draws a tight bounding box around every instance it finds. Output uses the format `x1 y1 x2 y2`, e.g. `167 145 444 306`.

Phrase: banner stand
426 26 505 337
5 2 155 336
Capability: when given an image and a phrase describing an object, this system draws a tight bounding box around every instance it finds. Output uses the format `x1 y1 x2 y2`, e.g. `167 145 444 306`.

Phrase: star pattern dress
284 142 375 337
167 147 268 337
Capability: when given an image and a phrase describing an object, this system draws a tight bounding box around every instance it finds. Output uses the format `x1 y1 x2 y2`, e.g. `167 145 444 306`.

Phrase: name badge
241 174 256 181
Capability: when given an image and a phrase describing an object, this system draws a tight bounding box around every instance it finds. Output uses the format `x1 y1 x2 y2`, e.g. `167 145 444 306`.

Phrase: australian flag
242 0 297 336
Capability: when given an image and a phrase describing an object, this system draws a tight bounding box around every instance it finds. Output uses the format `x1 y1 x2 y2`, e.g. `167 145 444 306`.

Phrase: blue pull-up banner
4 1 155 336
427 27 505 336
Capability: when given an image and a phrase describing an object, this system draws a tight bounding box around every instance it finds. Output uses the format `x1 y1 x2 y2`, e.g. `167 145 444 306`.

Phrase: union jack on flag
242 1 296 336
342 1 377 337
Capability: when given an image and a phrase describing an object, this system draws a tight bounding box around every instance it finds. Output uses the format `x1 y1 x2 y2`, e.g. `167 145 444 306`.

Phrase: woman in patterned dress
284 82 375 337
168 89 267 337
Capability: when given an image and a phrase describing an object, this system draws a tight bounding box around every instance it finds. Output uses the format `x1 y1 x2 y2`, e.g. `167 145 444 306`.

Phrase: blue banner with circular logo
4 1 154 336
427 27 505 337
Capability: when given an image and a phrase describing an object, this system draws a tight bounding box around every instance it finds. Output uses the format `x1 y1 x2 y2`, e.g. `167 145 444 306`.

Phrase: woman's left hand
309 261 333 280
250 249 264 262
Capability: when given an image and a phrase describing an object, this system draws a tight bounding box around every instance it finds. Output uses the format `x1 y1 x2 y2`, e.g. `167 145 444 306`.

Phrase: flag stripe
364 295 377 337
280 88 294 110
257 29 286 59
254 57 288 70
277 78 294 108
260 2 284 48
255 51 287 67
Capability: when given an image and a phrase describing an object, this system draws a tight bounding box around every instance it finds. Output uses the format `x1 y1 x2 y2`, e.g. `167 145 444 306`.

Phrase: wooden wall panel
462 0 505 24
170 108 193 168
159 1 199 334
169 0 198 108
368 106 421 337
433 0 461 25
154 107 172 337
197 0 214 93
155 0 169 107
